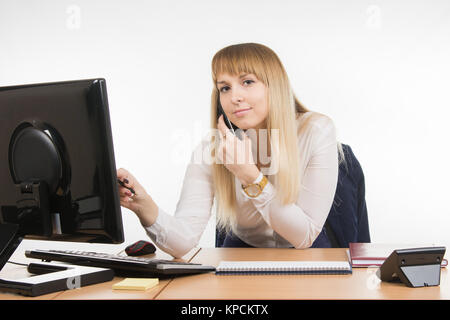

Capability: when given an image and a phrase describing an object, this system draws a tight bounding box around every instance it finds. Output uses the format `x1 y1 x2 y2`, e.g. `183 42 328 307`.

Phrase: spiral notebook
215 260 352 275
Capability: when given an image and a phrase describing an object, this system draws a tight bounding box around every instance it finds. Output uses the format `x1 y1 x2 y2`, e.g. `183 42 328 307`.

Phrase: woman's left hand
217 115 261 186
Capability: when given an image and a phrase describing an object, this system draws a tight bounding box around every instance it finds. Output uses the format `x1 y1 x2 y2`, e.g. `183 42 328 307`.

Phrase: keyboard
25 249 216 277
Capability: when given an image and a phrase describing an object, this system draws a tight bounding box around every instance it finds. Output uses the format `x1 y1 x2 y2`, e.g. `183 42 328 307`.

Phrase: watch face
245 184 261 197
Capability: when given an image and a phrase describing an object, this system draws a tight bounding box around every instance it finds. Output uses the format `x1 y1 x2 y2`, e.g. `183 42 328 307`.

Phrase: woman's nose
230 90 244 104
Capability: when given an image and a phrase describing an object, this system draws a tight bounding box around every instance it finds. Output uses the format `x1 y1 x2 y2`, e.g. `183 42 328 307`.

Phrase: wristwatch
242 173 268 198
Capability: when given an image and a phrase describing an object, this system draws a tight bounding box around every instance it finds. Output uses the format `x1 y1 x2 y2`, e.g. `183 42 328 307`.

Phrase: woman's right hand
117 168 159 227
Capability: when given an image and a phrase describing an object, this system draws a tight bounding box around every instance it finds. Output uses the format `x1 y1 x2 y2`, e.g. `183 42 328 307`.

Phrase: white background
1 0 449 252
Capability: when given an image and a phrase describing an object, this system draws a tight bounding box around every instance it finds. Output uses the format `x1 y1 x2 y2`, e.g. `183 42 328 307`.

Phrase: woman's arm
244 116 339 248
143 140 215 258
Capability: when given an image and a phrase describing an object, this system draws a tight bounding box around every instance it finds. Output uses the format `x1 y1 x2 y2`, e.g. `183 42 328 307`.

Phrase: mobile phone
217 104 242 140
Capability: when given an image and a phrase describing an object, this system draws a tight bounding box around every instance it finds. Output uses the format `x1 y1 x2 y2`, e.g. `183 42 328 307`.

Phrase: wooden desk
2 247 448 300
156 247 449 300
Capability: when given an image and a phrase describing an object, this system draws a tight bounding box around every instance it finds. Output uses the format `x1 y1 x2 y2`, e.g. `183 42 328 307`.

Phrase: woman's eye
243 80 254 85
219 86 229 93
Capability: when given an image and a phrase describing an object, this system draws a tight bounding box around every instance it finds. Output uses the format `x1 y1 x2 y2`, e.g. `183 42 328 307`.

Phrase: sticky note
112 278 159 291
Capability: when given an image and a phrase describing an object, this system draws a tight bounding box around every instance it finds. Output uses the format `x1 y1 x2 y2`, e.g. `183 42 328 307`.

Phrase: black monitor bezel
0 78 124 244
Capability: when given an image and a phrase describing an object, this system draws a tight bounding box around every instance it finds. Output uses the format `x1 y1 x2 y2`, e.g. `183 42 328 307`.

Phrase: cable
6 261 28 267
117 248 127 256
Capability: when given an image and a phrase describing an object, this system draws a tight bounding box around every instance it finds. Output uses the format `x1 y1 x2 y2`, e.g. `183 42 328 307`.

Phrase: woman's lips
233 108 252 117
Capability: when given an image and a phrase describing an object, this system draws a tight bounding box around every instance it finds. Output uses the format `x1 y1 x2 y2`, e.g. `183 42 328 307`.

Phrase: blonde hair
210 43 315 233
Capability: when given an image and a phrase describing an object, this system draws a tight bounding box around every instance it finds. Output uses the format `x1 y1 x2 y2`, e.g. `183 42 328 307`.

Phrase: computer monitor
0 78 124 270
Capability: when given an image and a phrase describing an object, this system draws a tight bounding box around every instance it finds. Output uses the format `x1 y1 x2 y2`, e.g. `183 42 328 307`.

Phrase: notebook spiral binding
215 261 353 275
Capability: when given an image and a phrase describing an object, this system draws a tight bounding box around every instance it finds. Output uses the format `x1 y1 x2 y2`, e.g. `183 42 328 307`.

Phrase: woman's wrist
137 194 159 227
239 165 261 186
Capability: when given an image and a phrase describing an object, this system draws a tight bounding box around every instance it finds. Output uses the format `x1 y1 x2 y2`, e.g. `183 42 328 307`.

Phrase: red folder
349 243 448 268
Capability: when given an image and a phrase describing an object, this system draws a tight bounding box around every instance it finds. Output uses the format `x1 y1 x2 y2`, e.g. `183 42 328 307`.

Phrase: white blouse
145 112 338 258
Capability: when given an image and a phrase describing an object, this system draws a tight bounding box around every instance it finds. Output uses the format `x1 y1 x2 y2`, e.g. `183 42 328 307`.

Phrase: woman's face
216 72 269 130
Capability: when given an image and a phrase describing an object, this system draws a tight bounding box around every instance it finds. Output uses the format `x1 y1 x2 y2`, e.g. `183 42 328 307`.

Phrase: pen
117 179 136 196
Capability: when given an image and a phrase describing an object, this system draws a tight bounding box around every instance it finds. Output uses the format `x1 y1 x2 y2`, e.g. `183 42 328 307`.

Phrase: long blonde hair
210 43 310 233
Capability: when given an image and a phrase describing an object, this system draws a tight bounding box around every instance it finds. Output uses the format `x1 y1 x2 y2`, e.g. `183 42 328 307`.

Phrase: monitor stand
0 223 114 297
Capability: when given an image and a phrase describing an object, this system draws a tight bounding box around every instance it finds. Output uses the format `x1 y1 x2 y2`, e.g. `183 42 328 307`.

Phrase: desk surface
1 246 448 300
156 248 449 300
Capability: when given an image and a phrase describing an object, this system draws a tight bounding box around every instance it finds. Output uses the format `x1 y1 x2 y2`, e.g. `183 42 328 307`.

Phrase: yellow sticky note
112 278 159 291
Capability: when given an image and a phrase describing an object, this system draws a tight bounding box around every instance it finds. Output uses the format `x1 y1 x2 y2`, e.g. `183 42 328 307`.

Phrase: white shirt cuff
144 207 166 245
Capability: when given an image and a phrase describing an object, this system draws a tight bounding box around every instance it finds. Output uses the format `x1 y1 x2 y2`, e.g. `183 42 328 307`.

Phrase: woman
117 43 339 258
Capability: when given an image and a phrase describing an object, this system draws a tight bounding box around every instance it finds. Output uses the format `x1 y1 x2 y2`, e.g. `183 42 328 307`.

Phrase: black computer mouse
125 240 157 256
